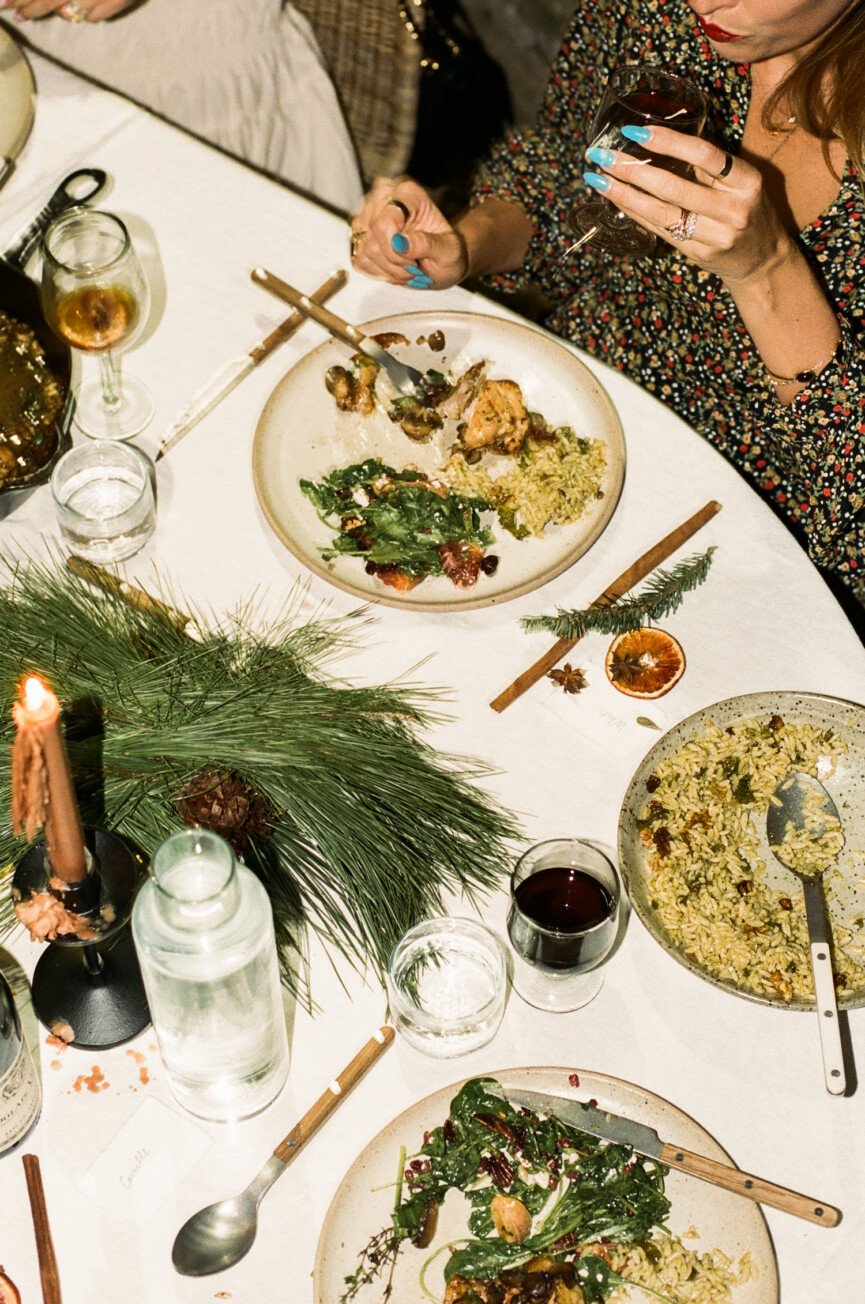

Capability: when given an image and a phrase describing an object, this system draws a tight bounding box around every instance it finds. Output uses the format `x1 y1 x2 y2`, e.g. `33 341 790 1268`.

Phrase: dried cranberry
480 554 499 576
645 775 660 793
568 1072 580 1087
443 1118 455 1142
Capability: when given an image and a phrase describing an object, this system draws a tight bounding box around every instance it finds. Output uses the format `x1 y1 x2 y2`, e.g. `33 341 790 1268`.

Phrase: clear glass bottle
131 829 289 1122
1 971 42 1154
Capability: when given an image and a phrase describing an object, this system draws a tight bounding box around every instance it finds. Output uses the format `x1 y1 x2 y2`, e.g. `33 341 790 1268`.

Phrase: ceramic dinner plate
313 1066 779 1304
0 24 36 168
618 691 865 1011
253 310 625 611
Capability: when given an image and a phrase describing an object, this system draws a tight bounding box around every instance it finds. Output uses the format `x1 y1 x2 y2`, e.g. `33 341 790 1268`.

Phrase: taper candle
12 676 88 885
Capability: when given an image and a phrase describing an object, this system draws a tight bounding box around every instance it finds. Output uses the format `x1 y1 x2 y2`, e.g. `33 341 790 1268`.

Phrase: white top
0 49 864 1304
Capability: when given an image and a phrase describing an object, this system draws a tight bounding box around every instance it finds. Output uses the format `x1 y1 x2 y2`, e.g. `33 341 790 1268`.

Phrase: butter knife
155 268 347 461
251 266 425 397
505 1088 839 1227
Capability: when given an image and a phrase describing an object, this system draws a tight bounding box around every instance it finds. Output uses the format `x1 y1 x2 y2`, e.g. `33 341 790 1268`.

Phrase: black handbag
404 0 513 187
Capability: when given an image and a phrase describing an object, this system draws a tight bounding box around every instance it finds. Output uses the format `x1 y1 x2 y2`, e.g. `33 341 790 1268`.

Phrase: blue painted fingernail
583 172 610 193
391 233 410 253
621 124 652 143
408 276 432 289
404 263 424 276
586 146 615 168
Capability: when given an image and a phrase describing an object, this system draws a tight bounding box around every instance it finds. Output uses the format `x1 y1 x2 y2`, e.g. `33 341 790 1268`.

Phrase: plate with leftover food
0 24 36 167
618 691 865 1010
314 1067 778 1304
253 311 625 609
0 257 71 510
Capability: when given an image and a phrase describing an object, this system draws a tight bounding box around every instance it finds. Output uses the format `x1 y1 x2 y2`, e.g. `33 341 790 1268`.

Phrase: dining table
1 37 865 1304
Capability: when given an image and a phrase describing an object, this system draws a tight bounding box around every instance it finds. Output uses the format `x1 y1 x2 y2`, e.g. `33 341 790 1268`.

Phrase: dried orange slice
605 628 685 698
0 1267 21 1304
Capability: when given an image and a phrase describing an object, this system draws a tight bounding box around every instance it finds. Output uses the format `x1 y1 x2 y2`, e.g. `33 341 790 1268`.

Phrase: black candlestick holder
12 827 151 1049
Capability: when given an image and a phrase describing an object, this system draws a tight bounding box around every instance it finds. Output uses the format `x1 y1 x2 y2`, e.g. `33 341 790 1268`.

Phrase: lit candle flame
19 676 58 724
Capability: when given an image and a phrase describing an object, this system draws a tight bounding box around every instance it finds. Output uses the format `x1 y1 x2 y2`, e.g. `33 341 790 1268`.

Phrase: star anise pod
549 663 588 694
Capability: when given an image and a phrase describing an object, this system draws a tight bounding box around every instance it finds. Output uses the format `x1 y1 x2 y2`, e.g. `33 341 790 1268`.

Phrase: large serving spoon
767 771 846 1095
172 1026 394 1276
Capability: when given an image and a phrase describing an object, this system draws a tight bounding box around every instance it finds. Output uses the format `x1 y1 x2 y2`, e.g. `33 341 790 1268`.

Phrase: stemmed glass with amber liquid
569 64 708 256
41 208 153 439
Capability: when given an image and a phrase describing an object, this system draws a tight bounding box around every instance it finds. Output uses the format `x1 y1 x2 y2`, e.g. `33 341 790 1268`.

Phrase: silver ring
60 0 89 21
388 199 411 221
716 152 734 179
665 208 698 241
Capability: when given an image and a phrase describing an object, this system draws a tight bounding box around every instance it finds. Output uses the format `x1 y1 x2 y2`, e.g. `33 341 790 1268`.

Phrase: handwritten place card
77 1096 211 1226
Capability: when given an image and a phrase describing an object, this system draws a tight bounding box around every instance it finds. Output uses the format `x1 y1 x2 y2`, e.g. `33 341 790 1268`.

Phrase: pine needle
0 561 521 1003
522 548 716 640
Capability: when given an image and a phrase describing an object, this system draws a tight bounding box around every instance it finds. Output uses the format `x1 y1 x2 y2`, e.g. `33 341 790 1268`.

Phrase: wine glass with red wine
507 839 621 1012
570 64 708 256
41 208 153 440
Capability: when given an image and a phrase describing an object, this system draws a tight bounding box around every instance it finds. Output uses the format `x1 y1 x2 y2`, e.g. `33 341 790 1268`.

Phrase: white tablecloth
1 52 864 1304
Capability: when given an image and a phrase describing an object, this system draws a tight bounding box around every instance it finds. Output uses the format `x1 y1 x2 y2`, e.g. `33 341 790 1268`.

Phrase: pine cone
174 769 271 856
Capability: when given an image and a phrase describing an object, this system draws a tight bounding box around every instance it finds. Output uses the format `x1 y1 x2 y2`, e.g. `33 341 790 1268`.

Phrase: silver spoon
767 771 846 1095
172 1026 394 1276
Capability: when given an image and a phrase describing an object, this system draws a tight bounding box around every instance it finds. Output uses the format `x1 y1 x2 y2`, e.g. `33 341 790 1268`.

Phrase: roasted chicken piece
444 1265 585 1304
461 379 531 454
438 361 487 419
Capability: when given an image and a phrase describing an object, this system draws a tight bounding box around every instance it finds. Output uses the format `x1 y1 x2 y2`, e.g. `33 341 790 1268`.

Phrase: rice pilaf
611 1233 755 1303
441 426 607 538
638 714 865 1004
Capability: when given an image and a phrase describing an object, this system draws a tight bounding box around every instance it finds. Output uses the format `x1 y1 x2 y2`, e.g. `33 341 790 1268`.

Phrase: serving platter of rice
253 310 625 610
618 691 865 1010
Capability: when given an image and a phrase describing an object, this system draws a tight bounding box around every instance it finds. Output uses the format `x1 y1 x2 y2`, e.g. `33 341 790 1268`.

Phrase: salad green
300 458 494 585
343 1076 678 1303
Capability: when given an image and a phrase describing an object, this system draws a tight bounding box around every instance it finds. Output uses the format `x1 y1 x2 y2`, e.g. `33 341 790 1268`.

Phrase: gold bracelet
763 337 842 389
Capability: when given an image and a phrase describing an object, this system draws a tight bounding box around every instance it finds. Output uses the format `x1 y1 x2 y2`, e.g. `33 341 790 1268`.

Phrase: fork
251 267 424 397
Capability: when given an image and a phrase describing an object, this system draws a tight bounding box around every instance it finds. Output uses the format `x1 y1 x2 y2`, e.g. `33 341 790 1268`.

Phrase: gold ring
665 209 697 241
60 1 89 21
350 229 366 258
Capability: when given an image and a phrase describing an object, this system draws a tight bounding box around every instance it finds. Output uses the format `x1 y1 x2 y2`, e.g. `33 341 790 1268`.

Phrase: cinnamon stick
22 1154 62 1304
490 500 722 712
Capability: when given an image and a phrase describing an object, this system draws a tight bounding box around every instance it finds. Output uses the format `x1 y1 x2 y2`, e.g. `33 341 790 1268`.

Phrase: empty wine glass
41 207 153 439
569 64 709 257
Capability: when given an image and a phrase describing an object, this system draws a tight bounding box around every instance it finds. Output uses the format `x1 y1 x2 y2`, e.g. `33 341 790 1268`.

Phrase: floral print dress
473 0 865 620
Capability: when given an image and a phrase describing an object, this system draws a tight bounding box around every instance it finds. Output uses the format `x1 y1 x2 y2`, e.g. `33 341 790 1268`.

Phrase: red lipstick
696 15 744 43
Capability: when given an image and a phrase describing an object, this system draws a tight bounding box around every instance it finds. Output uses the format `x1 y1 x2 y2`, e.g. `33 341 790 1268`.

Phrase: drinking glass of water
507 839 621 1012
387 917 507 1057
50 440 156 564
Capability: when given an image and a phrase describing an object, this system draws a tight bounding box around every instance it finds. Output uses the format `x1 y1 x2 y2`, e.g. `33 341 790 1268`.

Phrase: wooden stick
490 500 722 713
273 1026 394 1164
65 557 190 630
22 1154 62 1304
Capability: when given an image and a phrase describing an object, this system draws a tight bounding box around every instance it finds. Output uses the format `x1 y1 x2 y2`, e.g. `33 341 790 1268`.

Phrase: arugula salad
343 1077 689 1304
300 458 497 592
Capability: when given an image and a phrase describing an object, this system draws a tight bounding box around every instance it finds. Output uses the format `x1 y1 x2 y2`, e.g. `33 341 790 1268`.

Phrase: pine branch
522 548 716 640
0 561 521 1003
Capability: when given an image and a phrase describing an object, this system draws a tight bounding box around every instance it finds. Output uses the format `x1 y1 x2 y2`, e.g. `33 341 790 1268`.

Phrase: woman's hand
3 0 137 21
582 125 794 285
349 177 468 291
